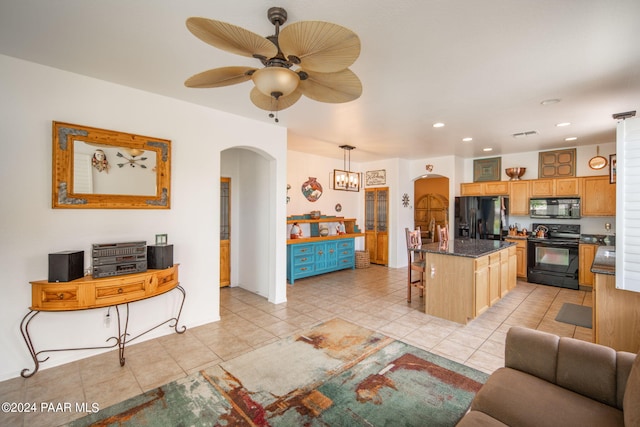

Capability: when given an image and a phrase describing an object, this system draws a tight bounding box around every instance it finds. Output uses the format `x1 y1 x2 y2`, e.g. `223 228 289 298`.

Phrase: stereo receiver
92 241 147 278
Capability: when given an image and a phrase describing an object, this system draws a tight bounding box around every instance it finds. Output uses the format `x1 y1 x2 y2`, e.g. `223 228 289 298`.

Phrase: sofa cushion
505 326 559 383
556 336 618 407
455 410 508 427
624 352 640 426
470 367 624 427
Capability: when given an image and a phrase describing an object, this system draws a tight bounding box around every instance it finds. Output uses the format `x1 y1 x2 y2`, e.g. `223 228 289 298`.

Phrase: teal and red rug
68 318 488 426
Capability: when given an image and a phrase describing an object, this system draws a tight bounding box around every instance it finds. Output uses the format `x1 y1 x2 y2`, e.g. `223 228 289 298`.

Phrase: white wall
461 144 616 184
0 54 287 381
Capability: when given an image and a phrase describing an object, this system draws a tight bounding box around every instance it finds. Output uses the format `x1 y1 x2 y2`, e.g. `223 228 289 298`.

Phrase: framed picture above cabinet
473 157 501 182
538 148 576 178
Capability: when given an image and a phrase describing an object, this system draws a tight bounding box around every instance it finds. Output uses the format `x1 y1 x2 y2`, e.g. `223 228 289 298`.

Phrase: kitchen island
413 239 516 324
591 246 640 353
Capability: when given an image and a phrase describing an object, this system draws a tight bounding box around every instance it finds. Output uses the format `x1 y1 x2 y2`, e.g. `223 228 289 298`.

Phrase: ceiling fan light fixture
252 67 299 98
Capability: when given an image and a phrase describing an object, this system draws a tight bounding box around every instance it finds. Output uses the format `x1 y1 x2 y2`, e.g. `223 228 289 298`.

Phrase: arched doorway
413 175 450 242
220 147 284 302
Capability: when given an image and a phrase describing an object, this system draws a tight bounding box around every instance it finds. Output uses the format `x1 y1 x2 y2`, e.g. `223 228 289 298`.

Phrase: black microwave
529 198 581 219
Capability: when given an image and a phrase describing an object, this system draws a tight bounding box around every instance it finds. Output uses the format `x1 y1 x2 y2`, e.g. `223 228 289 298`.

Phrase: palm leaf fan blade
299 69 362 103
186 17 277 59
184 66 256 88
250 87 302 111
279 21 361 73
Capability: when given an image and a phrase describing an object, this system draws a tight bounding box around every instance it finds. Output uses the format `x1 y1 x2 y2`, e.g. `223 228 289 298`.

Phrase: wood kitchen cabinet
460 181 509 196
508 180 530 215
555 177 580 196
581 176 616 216
488 253 501 306
530 179 555 196
505 238 527 278
579 243 598 287
593 273 640 353
507 245 517 294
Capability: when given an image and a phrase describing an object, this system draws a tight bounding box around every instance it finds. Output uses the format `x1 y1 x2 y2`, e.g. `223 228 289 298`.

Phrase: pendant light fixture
334 145 360 192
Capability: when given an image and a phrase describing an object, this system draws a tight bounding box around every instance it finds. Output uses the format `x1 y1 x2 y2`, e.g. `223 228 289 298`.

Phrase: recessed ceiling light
462 137 473 142
541 98 561 105
483 148 493 152
565 136 578 141
433 122 445 128
556 122 571 127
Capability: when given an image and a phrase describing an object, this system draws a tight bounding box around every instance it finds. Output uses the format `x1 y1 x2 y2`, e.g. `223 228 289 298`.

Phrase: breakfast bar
413 239 516 324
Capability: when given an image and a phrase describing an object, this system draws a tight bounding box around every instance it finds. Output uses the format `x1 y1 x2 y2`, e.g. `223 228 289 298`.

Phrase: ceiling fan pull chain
268 96 280 123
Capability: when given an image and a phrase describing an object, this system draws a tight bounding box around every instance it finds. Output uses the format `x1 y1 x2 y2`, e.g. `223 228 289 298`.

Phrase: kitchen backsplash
509 215 615 236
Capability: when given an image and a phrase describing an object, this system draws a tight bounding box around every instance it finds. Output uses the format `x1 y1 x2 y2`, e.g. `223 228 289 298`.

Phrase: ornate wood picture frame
52 122 171 209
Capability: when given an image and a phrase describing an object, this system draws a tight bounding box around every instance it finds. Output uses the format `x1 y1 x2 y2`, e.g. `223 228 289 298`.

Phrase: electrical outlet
104 311 111 328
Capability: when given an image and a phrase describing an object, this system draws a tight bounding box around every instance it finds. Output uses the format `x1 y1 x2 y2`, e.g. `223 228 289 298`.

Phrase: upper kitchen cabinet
581 176 616 216
508 180 530 216
460 181 509 196
530 177 580 197
555 177 581 196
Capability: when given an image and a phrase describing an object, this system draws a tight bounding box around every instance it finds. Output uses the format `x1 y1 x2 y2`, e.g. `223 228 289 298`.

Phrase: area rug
68 318 488 427
555 303 592 328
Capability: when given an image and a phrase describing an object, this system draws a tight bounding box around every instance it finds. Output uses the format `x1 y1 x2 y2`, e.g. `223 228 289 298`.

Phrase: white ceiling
1 0 638 162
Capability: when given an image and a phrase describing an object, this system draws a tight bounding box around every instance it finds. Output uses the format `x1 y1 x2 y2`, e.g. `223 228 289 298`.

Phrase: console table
21 264 185 377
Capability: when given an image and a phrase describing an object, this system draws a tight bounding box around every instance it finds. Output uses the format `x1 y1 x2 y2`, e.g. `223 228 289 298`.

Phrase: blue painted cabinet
287 238 355 284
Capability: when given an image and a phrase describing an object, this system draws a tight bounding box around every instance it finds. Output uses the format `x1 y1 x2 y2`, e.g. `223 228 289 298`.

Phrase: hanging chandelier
334 145 360 192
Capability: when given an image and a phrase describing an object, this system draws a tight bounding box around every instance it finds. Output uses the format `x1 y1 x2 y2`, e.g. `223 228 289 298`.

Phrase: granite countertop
580 234 616 245
412 238 514 258
591 245 616 275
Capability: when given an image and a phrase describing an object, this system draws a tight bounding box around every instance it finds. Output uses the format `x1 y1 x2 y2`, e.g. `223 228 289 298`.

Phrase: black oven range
527 223 580 290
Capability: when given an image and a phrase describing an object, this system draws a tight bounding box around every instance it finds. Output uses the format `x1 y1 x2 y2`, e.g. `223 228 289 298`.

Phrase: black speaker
48 250 84 282
147 245 173 269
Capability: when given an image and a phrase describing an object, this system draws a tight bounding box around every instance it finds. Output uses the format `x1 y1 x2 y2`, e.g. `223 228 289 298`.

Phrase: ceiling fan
184 7 362 122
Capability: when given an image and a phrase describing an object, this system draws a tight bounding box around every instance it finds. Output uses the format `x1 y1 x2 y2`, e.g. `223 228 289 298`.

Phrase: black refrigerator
454 196 509 240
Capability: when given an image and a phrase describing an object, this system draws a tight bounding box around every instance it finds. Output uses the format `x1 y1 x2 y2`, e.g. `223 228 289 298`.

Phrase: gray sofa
457 326 639 427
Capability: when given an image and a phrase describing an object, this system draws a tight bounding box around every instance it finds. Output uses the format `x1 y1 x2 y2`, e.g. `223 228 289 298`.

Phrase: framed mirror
52 122 171 209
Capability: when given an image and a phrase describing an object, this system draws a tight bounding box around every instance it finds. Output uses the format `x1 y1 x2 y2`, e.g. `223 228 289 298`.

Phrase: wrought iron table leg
172 284 187 334
20 310 42 378
115 304 130 366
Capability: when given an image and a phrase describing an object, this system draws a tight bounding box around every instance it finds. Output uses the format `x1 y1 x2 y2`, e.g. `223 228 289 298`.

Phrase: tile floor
0 265 593 426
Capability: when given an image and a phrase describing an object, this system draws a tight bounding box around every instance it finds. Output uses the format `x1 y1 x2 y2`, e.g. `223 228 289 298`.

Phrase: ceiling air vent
512 130 539 139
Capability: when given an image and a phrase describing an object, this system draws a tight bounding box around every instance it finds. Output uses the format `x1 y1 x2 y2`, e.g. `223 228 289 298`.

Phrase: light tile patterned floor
0 265 592 426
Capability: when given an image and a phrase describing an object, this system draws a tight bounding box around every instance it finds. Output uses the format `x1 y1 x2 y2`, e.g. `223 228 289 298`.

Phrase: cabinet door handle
58 293 64 300
301 267 307 271
301 257 307 262
118 288 123 294
329 250 335 254
318 251 324 255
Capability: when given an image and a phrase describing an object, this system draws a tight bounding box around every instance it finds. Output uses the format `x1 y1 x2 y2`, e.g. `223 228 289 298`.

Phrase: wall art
365 169 386 186
538 148 576 178
473 157 501 182
301 177 323 202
